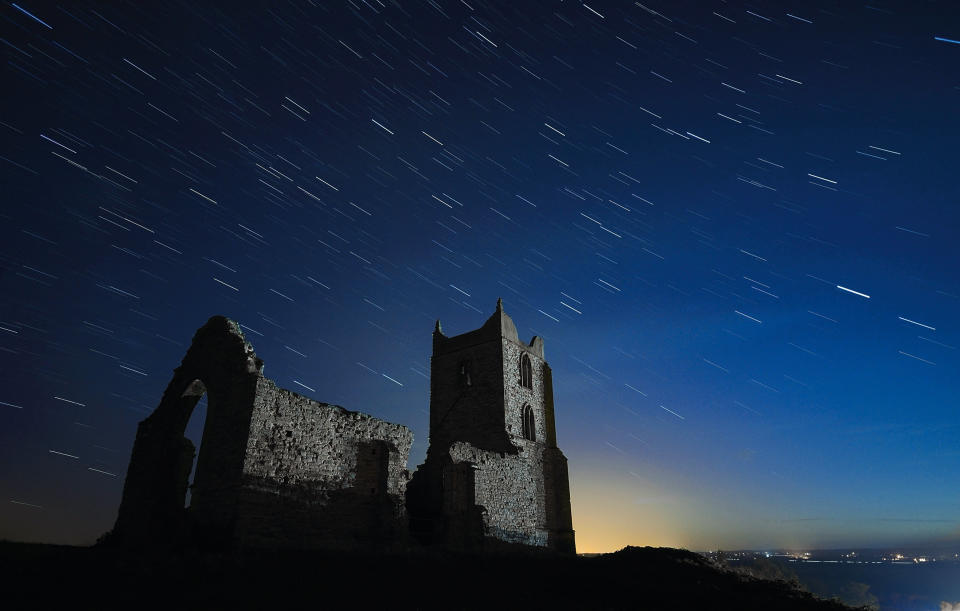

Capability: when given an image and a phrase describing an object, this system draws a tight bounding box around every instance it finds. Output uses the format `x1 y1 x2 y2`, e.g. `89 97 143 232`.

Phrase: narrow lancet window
522 404 536 441
520 353 532 389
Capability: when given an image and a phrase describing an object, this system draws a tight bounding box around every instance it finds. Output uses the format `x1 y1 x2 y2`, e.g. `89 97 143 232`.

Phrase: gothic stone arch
109 316 263 547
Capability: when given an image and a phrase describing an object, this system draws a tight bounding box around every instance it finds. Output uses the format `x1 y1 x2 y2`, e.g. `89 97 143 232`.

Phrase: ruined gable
109 316 412 551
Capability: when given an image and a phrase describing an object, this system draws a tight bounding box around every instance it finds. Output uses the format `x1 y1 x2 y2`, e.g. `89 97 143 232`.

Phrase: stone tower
406 299 576 553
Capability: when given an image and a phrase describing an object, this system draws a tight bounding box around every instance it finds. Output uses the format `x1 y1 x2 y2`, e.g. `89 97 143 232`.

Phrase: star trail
1 0 958 552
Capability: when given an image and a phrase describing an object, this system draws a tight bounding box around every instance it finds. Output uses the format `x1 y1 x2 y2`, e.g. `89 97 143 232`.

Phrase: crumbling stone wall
449 441 548 546
108 316 412 551
243 379 410 496
236 378 412 549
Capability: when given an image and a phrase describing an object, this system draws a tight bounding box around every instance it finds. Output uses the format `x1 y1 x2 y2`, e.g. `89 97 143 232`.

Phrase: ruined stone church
108 300 575 554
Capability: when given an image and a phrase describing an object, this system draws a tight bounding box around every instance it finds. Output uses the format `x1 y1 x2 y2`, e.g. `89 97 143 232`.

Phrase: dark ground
0 541 867 609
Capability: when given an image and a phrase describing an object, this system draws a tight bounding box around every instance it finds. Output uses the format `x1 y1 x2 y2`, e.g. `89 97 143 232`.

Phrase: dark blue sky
1 0 958 551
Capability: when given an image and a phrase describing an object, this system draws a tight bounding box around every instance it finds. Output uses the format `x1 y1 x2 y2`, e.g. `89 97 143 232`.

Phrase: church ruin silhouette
107 300 575 553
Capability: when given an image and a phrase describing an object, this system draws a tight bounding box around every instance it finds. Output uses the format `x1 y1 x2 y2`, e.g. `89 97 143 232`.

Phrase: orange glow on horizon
568 472 687 553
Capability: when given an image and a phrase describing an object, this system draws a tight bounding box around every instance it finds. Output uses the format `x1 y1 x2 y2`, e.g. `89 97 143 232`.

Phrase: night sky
2 0 958 553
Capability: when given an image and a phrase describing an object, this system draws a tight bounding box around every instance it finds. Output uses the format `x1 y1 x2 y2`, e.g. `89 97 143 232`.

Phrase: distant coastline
707 548 960 610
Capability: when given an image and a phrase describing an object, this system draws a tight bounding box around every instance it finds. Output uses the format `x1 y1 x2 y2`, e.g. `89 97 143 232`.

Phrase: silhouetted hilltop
0 541 866 609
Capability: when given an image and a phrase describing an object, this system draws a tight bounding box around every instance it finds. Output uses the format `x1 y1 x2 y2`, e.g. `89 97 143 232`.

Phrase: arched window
521 404 536 441
520 353 532 389
459 360 472 387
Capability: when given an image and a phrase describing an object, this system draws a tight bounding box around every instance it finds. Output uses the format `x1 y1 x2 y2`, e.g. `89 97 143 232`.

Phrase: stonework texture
108 302 575 554
237 378 412 549
109 316 411 551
